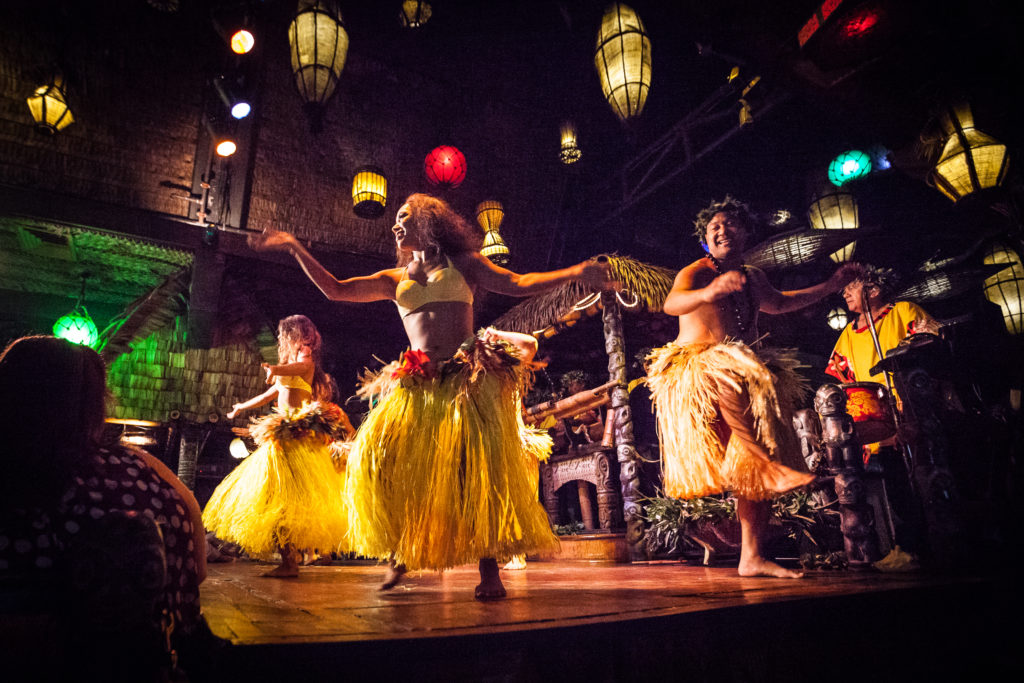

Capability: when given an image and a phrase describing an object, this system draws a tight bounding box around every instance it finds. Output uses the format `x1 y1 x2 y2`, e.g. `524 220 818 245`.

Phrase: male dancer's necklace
709 256 755 334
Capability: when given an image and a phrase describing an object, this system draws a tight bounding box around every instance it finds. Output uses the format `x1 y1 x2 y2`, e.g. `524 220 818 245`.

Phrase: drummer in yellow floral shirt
826 265 938 386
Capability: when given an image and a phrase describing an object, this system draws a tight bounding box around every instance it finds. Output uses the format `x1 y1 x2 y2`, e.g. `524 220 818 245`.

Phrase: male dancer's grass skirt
347 335 558 572
202 402 350 557
645 341 810 502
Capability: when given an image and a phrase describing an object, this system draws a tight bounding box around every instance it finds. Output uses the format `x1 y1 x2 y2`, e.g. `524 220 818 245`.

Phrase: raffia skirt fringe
645 341 809 501
346 336 558 571
202 403 350 557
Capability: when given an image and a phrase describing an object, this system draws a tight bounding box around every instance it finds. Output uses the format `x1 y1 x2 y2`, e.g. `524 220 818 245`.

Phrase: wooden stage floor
200 558 1015 682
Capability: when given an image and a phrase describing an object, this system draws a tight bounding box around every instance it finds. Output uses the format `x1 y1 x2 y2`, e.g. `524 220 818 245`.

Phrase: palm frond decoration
492 255 674 333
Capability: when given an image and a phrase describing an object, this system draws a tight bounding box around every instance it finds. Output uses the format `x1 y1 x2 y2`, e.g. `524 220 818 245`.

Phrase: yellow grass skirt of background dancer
202 402 351 558
346 336 559 572
645 341 809 502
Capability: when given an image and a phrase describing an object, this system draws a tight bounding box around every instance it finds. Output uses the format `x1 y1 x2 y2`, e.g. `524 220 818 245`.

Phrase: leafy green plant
640 489 843 565
553 521 585 536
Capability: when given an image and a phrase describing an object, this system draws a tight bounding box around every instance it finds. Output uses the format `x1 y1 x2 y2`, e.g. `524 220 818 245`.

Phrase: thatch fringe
492 254 674 333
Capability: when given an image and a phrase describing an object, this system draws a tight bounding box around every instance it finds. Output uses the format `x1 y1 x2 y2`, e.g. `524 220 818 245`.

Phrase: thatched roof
97 267 190 362
492 255 675 334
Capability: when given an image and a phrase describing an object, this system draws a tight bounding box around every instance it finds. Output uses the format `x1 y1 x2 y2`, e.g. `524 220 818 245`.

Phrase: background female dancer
251 193 613 599
203 315 351 577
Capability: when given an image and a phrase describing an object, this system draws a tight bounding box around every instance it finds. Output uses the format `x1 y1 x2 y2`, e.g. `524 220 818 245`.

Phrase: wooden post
601 291 643 558
814 384 881 568
176 421 202 491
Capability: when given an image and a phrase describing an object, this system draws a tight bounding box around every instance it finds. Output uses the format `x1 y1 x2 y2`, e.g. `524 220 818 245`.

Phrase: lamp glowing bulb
215 140 237 157
230 29 254 54
229 438 251 459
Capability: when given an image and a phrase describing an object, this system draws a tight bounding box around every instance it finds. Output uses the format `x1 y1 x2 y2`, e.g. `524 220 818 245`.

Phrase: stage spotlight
204 117 237 157
213 76 251 120
230 28 254 54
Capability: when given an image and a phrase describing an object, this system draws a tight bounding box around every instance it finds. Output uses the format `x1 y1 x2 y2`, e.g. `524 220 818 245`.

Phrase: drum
840 382 896 444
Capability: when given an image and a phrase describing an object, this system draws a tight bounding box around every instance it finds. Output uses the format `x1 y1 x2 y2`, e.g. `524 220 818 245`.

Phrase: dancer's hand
226 404 243 420
249 228 297 253
262 362 278 385
704 270 747 302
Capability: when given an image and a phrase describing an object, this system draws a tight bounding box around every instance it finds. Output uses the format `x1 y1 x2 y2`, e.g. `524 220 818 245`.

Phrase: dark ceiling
2 0 1022 382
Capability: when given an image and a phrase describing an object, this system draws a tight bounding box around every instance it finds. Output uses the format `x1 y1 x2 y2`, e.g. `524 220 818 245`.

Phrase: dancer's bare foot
263 545 299 578
475 558 506 600
503 555 527 570
738 557 804 579
379 560 407 591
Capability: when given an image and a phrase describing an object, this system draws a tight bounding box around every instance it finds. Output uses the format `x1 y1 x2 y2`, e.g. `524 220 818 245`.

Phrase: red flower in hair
392 349 432 379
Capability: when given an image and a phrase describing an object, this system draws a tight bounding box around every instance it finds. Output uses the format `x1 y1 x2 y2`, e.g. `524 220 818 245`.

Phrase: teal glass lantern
53 305 99 347
828 150 872 186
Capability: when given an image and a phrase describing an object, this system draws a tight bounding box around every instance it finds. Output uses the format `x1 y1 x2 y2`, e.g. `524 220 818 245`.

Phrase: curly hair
853 264 898 300
692 195 759 242
395 193 485 267
277 315 333 402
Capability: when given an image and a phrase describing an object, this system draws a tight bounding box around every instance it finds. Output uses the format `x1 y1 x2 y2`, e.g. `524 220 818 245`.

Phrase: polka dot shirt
0 445 201 633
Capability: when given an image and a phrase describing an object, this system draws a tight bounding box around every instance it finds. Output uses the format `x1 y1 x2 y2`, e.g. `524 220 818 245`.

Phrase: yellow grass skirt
346 336 559 571
202 402 349 558
645 341 808 501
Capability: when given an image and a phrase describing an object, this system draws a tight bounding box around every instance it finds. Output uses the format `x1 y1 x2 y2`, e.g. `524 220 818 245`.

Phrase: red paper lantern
424 145 467 188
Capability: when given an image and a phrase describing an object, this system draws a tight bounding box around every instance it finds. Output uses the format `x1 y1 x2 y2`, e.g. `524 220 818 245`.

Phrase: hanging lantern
53 306 99 347
827 150 872 187
352 165 387 218
53 273 98 347
808 187 859 264
477 201 510 266
983 241 1024 335
808 187 859 230
930 103 1010 202
829 242 857 263
424 145 467 188
594 3 651 121
827 307 849 331
399 1 431 27
560 121 582 164
26 74 74 134
288 0 349 116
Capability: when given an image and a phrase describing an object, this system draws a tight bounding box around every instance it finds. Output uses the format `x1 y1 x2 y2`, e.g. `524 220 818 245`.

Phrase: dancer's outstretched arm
250 229 399 303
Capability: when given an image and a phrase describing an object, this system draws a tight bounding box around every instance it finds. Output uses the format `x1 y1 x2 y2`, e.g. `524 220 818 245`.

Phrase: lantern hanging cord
76 272 90 309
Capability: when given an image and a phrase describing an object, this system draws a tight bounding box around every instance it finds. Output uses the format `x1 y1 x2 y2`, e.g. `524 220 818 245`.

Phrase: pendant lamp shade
477 201 510 266
827 307 849 331
594 3 651 121
560 121 582 164
424 145 467 188
983 242 1024 335
53 306 98 347
352 166 387 218
26 74 74 134
288 1 349 106
931 103 1009 202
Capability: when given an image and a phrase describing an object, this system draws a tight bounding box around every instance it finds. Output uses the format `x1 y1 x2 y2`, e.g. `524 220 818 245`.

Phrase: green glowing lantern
828 150 872 186
53 305 99 347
